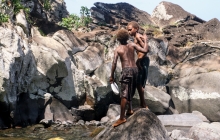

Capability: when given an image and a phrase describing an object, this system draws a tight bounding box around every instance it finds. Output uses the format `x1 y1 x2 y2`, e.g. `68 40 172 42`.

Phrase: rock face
91 2 154 26
167 41 220 122
27 0 69 23
196 18 220 41
93 109 170 140
168 71 220 122
162 18 220 50
151 1 205 27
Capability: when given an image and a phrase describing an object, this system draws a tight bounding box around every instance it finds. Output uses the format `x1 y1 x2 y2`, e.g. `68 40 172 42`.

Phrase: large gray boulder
31 29 79 108
84 75 114 120
73 43 105 75
0 26 36 128
52 30 88 54
14 91 76 127
168 71 220 122
133 86 171 114
189 122 220 140
93 108 170 140
0 25 91 128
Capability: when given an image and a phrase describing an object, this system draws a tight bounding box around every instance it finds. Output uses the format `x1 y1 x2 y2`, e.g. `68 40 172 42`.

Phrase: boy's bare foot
140 105 150 110
145 106 149 110
126 110 134 115
112 118 126 127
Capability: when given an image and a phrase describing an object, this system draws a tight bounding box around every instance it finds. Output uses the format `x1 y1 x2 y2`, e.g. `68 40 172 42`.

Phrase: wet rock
39 119 53 127
77 120 85 125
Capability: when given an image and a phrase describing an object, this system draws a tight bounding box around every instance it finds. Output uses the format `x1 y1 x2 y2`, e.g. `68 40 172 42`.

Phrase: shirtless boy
127 21 149 109
109 28 148 127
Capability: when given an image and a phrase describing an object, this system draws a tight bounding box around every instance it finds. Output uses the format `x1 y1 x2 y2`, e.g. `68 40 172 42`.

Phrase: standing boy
109 28 148 127
127 21 149 109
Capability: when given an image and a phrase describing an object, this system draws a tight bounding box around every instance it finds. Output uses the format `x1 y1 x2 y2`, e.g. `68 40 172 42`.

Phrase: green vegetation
0 0 30 24
60 6 92 30
39 0 51 11
0 12 9 24
80 6 92 27
60 14 81 30
12 0 30 14
0 0 9 24
141 24 162 37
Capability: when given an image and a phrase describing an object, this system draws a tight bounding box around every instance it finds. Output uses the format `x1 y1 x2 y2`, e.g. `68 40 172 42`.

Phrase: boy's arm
110 49 118 83
136 34 145 48
133 34 148 53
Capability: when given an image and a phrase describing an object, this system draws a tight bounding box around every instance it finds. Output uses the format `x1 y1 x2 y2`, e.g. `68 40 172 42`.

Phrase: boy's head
127 21 139 36
116 28 129 44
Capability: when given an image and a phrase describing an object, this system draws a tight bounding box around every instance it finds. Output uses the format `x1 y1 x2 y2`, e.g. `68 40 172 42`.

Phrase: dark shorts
137 57 150 88
119 67 138 101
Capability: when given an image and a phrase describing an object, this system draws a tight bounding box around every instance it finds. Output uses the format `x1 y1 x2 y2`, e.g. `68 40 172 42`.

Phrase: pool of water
0 125 103 140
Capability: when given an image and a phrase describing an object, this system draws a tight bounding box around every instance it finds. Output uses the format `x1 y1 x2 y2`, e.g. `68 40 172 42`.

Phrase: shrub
60 6 92 30
12 0 30 14
80 6 92 27
60 14 81 30
0 12 9 24
39 0 51 11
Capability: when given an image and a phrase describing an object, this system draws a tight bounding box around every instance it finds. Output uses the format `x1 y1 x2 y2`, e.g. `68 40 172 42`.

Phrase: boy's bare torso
116 43 137 68
134 33 147 58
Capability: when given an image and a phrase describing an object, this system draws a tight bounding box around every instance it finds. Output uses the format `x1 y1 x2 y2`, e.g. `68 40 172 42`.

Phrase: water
0 124 192 140
0 124 103 140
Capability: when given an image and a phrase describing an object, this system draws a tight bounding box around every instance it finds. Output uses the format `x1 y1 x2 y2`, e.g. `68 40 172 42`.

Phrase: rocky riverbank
1 1 220 140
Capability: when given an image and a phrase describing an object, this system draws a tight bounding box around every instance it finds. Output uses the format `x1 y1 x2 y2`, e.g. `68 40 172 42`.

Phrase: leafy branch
60 6 92 30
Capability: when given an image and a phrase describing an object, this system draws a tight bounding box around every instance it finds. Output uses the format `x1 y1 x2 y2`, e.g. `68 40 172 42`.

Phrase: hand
109 77 114 84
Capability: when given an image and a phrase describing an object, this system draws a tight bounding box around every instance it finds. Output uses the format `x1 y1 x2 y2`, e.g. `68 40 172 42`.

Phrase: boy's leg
112 97 127 127
137 57 149 109
137 84 147 108
126 101 133 115
127 76 135 115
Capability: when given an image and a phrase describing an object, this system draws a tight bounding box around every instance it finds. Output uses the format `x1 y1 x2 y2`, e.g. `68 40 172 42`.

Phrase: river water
0 124 191 140
0 124 103 140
